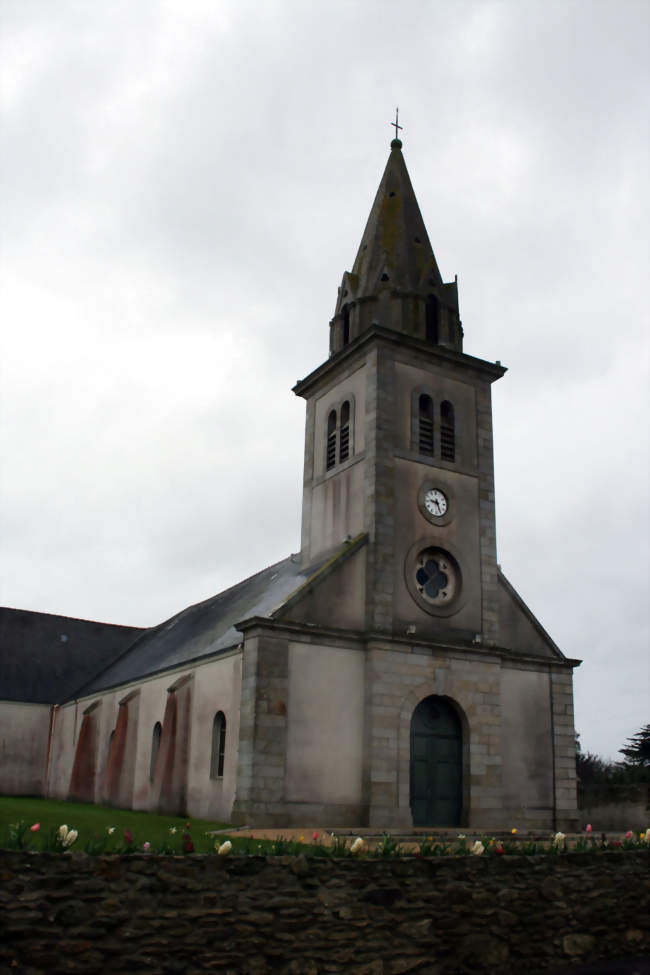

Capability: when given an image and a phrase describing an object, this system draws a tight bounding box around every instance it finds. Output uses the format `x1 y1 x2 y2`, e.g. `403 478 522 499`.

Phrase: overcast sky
1 0 648 761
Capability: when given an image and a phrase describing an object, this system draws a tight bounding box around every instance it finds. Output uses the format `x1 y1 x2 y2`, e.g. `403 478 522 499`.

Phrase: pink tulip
625 831 633 839
143 842 151 851
30 823 40 832
312 831 319 841
586 824 592 833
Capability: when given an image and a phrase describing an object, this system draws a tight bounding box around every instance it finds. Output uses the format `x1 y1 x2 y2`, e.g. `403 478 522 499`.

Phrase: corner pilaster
364 345 397 632
551 667 580 830
475 381 499 644
231 628 289 825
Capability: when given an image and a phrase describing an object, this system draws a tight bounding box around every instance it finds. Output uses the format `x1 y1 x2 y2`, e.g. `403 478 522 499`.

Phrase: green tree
618 723 650 768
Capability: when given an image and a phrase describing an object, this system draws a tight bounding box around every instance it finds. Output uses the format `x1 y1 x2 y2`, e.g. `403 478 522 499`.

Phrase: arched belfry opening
425 294 439 344
341 305 350 346
410 695 463 826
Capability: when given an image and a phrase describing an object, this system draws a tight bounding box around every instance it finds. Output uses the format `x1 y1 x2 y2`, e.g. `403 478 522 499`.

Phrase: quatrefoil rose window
414 547 460 607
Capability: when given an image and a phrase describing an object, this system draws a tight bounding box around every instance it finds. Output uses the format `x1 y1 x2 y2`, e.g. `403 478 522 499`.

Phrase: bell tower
240 129 578 832
294 135 506 646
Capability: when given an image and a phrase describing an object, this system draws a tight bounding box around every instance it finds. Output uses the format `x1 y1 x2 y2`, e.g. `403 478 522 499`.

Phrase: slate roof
74 547 342 699
0 607 145 705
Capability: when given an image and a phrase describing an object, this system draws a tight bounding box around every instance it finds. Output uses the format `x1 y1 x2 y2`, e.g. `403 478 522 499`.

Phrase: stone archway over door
410 695 462 826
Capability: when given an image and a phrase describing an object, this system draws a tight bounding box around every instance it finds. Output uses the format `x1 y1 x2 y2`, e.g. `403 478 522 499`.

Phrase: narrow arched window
418 394 434 455
210 712 226 779
342 306 350 346
339 401 350 463
425 295 439 344
326 409 337 470
150 722 162 782
440 401 455 461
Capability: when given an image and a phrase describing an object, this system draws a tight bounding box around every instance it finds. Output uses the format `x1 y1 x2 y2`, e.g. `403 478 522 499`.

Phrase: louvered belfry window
339 400 350 462
440 400 455 461
418 394 434 455
326 409 337 470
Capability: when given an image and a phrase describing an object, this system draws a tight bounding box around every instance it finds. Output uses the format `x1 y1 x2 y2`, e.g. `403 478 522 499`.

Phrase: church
0 135 580 831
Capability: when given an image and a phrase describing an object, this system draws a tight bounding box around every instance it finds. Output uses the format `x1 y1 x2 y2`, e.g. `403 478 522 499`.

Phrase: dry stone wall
1 850 648 975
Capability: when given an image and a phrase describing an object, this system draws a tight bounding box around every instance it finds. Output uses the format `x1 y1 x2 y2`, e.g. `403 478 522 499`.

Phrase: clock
424 488 448 518
418 481 453 525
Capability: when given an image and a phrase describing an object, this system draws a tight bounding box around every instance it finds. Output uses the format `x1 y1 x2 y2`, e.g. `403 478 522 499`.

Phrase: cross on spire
391 108 403 143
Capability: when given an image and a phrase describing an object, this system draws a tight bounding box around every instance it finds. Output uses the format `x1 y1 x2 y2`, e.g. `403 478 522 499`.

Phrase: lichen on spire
342 140 443 304
329 139 462 356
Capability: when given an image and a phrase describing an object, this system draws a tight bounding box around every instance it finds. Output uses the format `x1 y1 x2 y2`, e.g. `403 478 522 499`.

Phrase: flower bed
5 815 650 858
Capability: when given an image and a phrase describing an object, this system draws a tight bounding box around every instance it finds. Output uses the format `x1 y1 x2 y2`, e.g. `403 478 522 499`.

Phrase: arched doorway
410 695 462 826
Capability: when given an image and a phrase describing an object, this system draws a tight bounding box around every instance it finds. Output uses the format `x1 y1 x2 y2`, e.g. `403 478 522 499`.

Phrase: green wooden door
410 696 462 826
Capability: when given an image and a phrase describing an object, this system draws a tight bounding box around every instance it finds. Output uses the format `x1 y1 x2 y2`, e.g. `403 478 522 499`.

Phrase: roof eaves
63 553 301 702
293 326 506 398
64 641 244 704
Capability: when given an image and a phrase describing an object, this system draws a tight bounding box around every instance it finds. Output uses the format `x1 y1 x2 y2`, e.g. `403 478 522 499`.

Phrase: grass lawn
0 796 229 853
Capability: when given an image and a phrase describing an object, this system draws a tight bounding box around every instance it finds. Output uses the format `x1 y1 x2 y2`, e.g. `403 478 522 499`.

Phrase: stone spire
330 138 462 356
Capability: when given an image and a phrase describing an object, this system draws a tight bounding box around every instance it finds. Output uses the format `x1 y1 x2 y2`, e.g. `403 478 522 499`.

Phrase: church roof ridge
0 606 144 705
0 604 146 631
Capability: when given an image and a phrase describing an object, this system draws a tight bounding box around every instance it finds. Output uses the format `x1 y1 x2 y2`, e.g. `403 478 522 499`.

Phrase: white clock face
424 488 448 518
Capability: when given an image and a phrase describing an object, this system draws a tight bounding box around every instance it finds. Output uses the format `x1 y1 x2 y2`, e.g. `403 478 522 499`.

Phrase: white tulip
553 831 566 849
470 840 484 856
217 840 232 856
350 837 365 854
62 829 78 848
57 825 69 842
